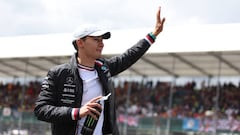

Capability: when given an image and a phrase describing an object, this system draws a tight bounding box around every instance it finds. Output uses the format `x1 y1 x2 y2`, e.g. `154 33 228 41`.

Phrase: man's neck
77 56 95 68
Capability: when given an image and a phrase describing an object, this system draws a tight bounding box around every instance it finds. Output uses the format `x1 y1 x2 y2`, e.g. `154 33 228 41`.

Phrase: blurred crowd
115 80 240 120
0 80 240 120
0 81 40 112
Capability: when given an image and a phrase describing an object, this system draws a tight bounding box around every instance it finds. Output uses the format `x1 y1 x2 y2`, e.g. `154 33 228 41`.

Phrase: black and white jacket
34 36 154 135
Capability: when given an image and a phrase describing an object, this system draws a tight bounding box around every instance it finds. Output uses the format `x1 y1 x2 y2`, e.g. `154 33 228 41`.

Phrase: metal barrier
0 109 50 135
0 110 240 135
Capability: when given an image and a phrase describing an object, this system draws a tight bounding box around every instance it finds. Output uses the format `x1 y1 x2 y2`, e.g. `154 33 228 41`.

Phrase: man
34 7 165 135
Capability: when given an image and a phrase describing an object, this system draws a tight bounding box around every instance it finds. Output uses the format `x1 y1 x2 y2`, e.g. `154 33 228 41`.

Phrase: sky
0 0 240 37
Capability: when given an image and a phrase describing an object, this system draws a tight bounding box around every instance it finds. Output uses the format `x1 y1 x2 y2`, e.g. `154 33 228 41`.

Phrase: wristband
149 32 156 40
145 33 155 45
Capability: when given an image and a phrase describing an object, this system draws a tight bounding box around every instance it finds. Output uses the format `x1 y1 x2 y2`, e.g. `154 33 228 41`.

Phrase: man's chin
95 55 101 59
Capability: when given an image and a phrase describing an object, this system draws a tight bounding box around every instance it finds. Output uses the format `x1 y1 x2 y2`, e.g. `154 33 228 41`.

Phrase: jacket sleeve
107 38 151 76
34 67 74 123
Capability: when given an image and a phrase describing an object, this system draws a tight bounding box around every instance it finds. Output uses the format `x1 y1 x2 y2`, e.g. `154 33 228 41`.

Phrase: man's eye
93 38 102 42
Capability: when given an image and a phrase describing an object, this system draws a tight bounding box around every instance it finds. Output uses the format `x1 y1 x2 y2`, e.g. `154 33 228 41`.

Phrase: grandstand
0 23 240 135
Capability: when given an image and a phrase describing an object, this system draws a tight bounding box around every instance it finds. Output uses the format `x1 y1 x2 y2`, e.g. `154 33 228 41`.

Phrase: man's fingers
89 107 101 120
161 18 166 28
89 111 98 120
90 96 102 103
156 7 161 23
91 102 102 111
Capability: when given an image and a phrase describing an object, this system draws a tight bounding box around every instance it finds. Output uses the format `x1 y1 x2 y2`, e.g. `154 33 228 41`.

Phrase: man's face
79 36 104 59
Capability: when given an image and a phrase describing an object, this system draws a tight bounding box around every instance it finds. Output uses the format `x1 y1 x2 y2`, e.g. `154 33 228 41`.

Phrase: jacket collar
69 53 79 72
70 53 108 73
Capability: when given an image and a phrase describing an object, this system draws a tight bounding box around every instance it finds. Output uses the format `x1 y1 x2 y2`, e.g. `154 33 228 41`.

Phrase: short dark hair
72 37 87 51
72 40 78 51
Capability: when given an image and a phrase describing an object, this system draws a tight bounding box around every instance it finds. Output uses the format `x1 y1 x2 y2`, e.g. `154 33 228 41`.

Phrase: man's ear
76 39 84 48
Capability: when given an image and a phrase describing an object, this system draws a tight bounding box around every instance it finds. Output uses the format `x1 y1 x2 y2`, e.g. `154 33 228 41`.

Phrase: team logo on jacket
66 77 73 84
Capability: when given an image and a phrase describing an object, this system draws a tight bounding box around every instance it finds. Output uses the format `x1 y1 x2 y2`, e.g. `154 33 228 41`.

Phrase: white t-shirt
77 64 104 135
